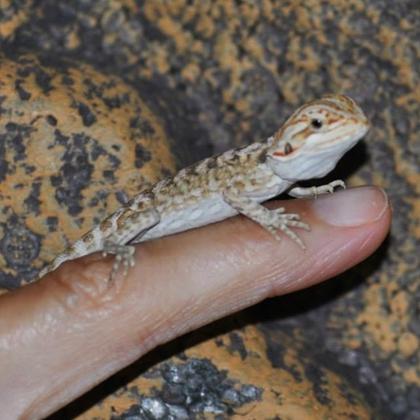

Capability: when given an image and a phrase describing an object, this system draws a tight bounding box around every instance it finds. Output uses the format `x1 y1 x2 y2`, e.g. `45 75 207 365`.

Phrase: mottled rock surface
76 326 373 419
0 54 175 288
0 1 418 419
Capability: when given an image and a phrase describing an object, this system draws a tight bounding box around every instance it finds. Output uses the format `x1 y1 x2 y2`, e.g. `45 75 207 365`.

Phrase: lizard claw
266 210 310 248
103 241 136 282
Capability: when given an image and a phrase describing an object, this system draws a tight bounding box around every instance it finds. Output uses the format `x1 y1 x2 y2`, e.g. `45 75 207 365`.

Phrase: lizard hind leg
102 240 136 282
102 206 160 282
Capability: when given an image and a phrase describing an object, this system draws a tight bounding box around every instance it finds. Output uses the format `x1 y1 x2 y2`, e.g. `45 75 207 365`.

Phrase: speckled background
0 1 418 419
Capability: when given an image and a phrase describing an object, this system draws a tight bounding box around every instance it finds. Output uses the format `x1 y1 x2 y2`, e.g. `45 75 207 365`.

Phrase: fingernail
312 187 388 227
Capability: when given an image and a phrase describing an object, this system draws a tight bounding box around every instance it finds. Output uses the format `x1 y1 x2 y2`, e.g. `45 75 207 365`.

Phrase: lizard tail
38 251 73 279
38 228 103 279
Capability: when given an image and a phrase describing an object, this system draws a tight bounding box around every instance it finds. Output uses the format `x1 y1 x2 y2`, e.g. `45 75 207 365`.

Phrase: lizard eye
311 118 323 129
284 142 293 155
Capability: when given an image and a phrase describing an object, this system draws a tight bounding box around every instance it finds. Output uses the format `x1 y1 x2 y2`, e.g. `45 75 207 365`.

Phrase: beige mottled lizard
39 94 369 280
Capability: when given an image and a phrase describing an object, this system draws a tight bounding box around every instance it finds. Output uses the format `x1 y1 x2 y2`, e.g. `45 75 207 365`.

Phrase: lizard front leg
103 194 160 280
223 190 310 249
288 180 345 199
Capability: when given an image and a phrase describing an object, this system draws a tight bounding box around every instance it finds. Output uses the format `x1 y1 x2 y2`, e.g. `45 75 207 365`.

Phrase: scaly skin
39 94 370 280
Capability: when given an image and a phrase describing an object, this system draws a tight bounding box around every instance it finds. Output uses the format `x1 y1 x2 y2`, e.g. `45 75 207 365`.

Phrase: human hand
0 187 391 419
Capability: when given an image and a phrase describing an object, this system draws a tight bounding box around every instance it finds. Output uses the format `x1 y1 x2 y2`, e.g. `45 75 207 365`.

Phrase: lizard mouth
311 122 369 150
272 122 369 159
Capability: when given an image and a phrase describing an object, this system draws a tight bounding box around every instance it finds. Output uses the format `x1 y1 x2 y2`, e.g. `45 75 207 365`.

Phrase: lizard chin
267 135 363 182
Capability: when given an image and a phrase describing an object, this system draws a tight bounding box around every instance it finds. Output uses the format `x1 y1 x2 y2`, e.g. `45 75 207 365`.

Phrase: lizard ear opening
271 141 299 158
284 142 293 155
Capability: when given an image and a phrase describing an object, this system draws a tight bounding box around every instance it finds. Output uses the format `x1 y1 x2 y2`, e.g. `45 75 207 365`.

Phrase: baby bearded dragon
39 94 369 280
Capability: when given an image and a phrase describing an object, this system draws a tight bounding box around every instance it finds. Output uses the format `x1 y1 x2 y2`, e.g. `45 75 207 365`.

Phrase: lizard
38 94 370 281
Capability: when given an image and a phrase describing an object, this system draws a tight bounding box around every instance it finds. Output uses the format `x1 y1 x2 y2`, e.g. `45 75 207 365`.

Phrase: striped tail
37 226 104 279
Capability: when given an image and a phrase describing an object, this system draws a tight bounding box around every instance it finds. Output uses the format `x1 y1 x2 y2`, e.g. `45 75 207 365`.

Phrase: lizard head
266 94 370 181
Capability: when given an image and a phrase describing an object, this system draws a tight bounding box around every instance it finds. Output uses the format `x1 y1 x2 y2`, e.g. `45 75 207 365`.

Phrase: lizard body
39 94 369 279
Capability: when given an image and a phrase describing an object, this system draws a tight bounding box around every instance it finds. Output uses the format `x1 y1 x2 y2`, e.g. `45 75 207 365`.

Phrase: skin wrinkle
260 228 375 297
141 244 268 342
103 309 153 353
279 225 385 294
218 274 271 314
255 231 308 297
291 237 361 290
146 309 202 348
172 221 294 323
357 229 378 253
50 279 122 327
177 288 242 335
265 260 310 297
323 228 381 266
50 264 116 311
162 241 272 333
97 327 150 368
135 280 234 350
121 308 176 355
46 249 160 331
222 215 278 262
169 238 252 300
307 236 355 276
149 216 281 321
149 299 207 342
296 242 349 287
122 270 211 352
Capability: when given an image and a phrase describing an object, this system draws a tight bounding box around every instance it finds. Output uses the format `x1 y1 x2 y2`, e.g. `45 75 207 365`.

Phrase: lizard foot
312 180 346 196
288 180 346 199
103 241 136 282
265 208 310 249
